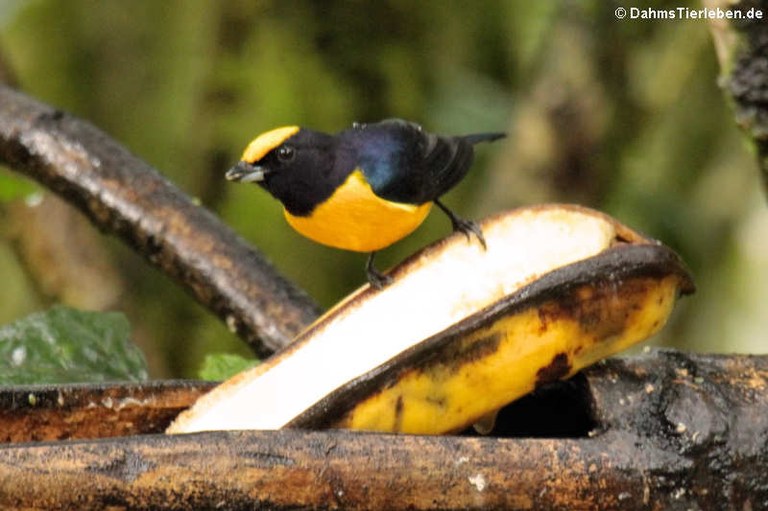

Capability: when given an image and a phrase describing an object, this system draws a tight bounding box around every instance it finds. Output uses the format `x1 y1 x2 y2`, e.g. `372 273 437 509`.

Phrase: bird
226 118 505 288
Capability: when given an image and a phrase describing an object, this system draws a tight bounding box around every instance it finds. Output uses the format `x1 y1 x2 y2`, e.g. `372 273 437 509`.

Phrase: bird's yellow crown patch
241 126 300 164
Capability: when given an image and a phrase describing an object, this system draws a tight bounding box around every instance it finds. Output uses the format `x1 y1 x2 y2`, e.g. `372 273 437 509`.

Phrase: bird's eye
276 145 295 162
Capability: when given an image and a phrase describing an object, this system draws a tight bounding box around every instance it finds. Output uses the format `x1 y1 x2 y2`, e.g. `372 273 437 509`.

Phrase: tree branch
0 85 320 357
707 0 768 198
0 350 765 510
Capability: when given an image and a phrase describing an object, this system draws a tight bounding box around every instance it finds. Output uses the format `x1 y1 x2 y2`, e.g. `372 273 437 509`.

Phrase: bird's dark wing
345 119 504 205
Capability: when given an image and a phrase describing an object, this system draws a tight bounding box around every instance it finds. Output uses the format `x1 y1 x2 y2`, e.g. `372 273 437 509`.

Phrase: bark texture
0 85 321 357
0 350 765 510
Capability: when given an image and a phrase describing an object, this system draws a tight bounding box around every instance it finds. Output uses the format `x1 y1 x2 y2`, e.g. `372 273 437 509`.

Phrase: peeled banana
167 204 694 435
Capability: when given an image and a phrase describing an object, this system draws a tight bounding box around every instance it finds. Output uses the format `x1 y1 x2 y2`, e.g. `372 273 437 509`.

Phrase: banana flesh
167 205 693 435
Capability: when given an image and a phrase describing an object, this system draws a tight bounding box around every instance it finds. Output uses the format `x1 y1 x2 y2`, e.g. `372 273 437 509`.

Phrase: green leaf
0 305 148 384
198 353 259 381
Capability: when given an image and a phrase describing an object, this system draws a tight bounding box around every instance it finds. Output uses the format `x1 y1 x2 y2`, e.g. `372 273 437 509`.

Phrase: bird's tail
462 132 506 145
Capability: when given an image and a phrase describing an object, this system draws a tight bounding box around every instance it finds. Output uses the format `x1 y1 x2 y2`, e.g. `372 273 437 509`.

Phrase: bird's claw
434 199 487 250
366 252 393 290
367 268 393 290
453 218 487 250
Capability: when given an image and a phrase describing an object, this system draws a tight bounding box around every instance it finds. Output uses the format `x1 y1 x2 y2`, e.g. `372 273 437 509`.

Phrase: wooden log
0 380 213 443
0 350 765 510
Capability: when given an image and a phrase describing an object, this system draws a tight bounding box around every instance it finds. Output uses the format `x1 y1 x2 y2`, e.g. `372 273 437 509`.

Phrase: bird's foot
453 217 487 249
366 252 393 290
367 268 393 290
434 199 487 250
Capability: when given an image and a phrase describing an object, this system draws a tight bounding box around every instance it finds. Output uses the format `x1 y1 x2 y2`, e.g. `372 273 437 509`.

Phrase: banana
167 204 694 435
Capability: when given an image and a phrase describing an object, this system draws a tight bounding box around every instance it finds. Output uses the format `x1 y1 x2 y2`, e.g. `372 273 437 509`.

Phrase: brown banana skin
291 243 693 432
168 205 694 435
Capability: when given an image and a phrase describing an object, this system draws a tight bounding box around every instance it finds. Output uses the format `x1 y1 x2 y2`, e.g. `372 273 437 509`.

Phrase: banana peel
168 204 694 435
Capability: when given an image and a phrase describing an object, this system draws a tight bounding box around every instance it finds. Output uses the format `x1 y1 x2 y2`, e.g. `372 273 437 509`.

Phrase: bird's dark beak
225 161 268 183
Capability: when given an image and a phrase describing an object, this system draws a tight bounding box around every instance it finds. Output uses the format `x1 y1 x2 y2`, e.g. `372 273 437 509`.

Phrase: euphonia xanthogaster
226 119 505 288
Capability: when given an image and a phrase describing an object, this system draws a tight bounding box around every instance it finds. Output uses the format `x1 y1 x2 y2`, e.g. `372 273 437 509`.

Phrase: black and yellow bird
226 119 505 288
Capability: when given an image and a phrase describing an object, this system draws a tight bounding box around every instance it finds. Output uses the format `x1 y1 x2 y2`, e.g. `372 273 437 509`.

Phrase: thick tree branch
0 85 320 357
707 0 768 197
0 350 765 510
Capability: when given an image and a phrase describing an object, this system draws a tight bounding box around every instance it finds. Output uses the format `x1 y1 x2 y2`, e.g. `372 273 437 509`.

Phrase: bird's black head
226 126 341 216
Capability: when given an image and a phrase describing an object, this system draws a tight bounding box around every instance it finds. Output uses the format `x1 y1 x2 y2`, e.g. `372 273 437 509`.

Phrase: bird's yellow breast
284 169 432 252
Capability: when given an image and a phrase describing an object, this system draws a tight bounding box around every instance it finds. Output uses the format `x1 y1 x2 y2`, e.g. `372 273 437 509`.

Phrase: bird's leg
366 252 392 289
434 199 487 249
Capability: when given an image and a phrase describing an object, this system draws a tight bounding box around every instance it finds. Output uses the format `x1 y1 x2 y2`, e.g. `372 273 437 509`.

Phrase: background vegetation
0 0 764 378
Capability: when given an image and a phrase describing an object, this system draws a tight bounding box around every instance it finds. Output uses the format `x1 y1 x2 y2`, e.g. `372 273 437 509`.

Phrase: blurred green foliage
0 169 37 201
198 352 259 381
0 0 765 377
0 305 147 384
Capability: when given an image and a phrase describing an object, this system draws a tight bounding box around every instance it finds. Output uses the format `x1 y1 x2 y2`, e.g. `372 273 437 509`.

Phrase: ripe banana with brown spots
168 204 694 435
